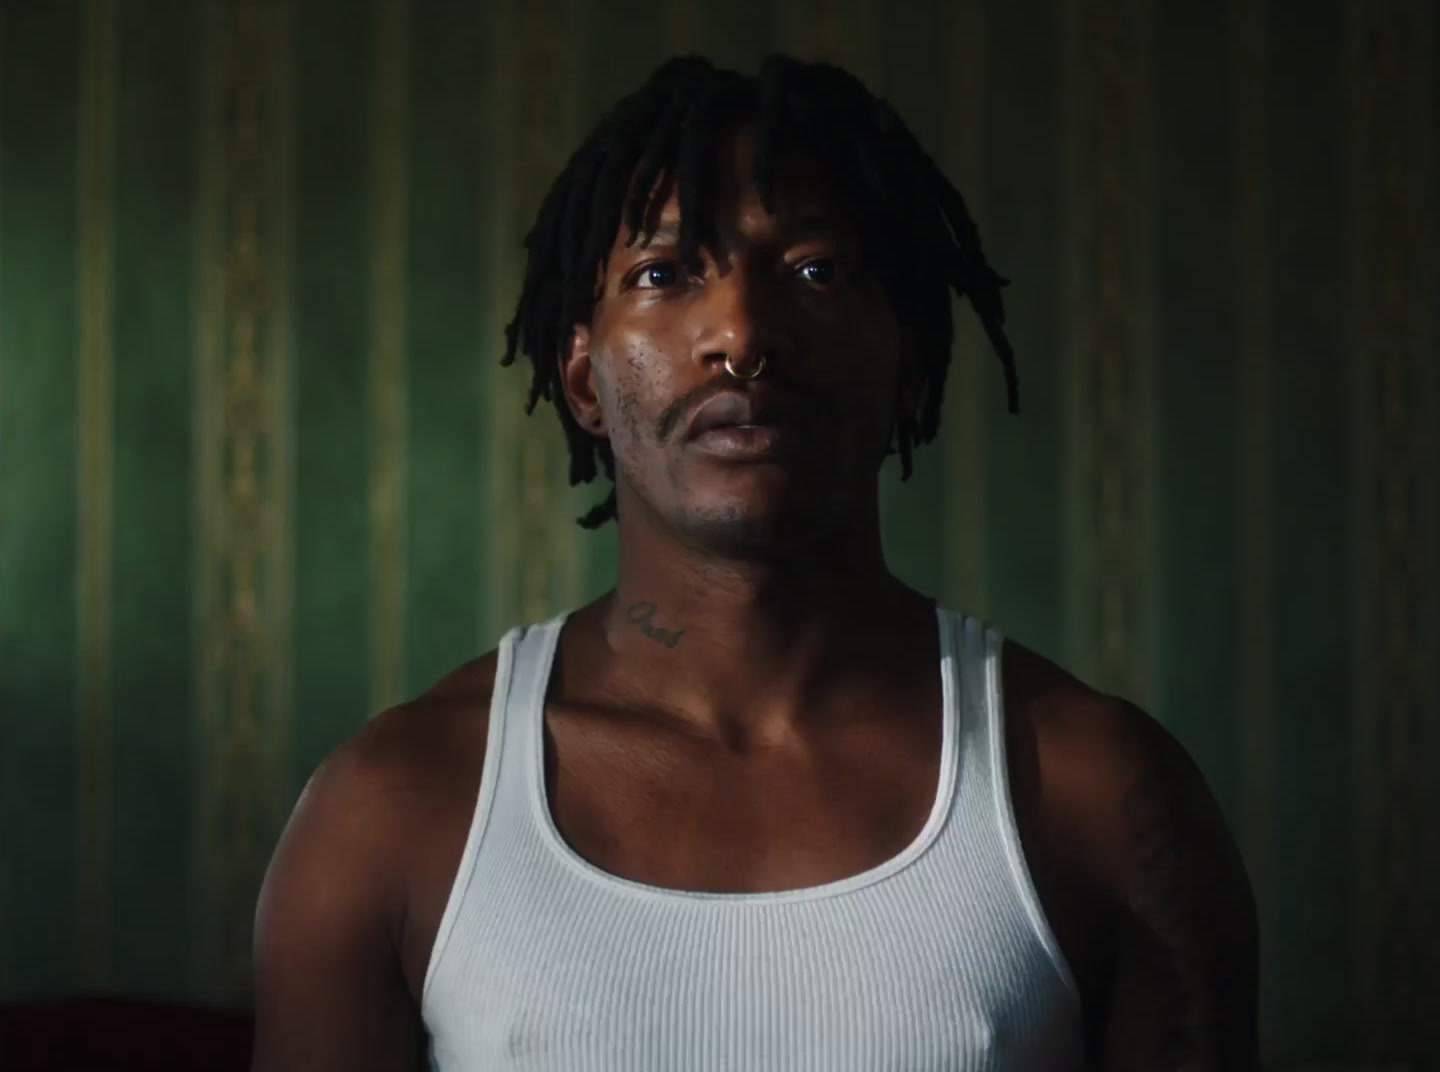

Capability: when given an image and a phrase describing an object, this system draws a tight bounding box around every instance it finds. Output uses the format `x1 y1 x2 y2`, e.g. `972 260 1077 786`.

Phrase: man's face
561 124 916 558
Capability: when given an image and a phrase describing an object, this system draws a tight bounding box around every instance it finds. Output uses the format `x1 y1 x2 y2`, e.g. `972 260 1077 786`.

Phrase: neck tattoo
624 601 686 649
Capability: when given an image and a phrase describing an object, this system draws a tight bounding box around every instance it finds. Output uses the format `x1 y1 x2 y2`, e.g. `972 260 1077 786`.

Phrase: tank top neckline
519 603 964 904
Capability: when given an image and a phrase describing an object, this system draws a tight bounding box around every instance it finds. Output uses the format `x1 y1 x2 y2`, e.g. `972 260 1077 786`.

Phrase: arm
250 734 427 1072
1098 706 1262 1072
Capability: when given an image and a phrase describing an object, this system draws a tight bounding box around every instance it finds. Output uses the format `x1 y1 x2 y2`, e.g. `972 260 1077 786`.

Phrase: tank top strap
952 612 1002 794
951 611 1081 1004
420 613 568 1011
488 612 567 805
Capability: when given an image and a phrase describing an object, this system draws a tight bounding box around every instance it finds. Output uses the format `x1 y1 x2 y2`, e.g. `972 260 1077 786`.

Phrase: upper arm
1095 706 1261 1072
251 735 426 1072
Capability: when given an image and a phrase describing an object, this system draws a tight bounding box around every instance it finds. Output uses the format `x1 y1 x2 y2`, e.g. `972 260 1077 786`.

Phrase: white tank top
421 604 1085 1071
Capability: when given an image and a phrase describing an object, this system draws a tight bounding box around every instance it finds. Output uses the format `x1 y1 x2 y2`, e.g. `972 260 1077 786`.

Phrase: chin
667 492 826 560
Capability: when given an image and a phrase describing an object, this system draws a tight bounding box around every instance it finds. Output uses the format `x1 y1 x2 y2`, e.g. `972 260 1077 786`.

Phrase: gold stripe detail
537 0 584 625
1061 0 1158 704
1232 0 1273 973
189 0 226 999
1347 0 1437 1058
486 0 582 641
369 0 410 713
75 0 117 991
483 0 516 646
260 0 296 943
190 0 295 1002
940 0 989 618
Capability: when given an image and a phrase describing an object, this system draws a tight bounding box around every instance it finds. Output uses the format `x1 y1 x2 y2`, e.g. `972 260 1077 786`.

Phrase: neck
580 490 937 749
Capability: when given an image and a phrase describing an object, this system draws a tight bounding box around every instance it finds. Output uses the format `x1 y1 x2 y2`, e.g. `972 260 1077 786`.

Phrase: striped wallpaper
0 0 1435 1066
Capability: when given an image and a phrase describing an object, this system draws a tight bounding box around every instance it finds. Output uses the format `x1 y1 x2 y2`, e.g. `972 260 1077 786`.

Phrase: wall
0 0 1436 1067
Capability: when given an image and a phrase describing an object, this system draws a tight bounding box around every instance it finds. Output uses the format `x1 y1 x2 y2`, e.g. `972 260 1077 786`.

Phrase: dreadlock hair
500 53 1020 530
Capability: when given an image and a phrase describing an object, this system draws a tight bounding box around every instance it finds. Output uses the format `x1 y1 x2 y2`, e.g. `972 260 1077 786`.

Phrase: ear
559 323 607 436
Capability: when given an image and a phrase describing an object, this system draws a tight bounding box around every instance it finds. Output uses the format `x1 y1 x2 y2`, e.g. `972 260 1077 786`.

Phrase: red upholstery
0 995 253 1072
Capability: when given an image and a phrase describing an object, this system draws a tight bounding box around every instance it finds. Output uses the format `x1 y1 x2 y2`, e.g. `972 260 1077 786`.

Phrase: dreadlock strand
624 65 714 242
673 80 729 275
753 57 794 212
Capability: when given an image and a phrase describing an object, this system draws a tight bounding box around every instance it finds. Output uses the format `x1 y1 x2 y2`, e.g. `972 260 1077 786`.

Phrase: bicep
1099 714 1261 1072
251 757 426 1072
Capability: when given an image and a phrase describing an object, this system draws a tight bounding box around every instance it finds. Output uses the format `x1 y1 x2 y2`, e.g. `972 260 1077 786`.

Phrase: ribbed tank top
421 605 1085 1071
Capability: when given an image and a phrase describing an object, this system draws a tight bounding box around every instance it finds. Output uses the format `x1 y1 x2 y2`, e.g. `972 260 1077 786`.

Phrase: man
252 55 1260 1071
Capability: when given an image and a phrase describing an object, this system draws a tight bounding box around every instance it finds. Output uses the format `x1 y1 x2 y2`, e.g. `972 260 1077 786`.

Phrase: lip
689 424 793 461
683 389 801 443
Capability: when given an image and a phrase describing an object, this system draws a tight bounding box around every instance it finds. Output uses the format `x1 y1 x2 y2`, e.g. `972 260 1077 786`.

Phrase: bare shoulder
1001 639 1248 893
345 650 501 793
1000 640 1261 1071
291 648 502 858
251 651 501 1071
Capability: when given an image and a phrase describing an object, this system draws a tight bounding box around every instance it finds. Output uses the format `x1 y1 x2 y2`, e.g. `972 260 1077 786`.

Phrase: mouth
681 388 808 461
687 423 794 461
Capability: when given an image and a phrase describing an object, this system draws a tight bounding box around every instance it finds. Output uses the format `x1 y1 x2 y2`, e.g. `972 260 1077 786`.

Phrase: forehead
626 124 861 245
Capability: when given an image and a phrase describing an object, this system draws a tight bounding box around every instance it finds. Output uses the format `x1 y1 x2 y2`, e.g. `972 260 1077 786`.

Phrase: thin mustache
657 377 821 442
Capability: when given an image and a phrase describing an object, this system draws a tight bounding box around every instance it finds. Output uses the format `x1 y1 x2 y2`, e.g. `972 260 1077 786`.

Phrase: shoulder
251 652 503 1066
262 649 502 941
999 639 1260 1068
313 649 500 818
1000 639 1248 900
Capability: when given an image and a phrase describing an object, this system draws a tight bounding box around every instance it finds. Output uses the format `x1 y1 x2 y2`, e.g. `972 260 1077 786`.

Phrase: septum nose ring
724 352 767 381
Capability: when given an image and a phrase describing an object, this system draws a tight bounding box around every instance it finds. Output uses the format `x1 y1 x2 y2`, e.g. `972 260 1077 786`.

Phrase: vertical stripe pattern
1232 0 1273 1013
486 0 582 642
0 6 1433 1061
261 1 296 881
1061 0 1157 704
74 0 116 991
483 1 519 649
189 0 227 1000
1346 0 1437 1061
221 0 269 997
190 0 295 1002
536 2 585 628
368 0 410 713
940 0 989 618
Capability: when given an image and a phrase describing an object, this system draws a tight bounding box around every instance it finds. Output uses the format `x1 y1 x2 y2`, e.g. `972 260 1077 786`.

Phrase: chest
426 901 1084 1072
414 699 1089 1072
397 701 939 994
397 698 1109 1036
538 701 945 895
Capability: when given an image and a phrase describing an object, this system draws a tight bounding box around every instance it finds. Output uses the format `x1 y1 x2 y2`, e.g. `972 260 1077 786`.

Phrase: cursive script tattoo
624 601 685 648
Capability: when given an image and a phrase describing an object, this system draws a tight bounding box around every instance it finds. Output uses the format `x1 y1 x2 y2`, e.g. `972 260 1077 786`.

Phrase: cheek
592 345 668 459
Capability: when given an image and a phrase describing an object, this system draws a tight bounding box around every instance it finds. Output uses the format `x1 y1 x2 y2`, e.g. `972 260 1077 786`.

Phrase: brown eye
798 258 838 285
635 261 680 288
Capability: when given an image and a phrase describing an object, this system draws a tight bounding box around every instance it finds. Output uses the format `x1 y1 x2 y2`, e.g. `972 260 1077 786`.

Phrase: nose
689 263 794 376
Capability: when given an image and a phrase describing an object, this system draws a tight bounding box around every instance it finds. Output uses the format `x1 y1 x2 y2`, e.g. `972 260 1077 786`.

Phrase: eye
797 258 839 286
631 260 681 289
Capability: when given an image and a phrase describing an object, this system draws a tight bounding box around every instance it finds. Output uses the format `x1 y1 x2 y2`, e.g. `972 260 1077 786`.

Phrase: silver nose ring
724 352 767 381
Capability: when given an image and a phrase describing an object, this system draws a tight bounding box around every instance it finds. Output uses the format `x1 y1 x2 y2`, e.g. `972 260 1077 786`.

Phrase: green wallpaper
1 1 1436 1067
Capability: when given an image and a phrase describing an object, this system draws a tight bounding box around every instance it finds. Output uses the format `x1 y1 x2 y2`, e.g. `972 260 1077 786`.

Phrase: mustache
656 375 827 443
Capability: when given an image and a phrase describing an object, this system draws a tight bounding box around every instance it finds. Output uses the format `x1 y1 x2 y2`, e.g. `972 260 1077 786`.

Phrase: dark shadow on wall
0 995 253 1071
